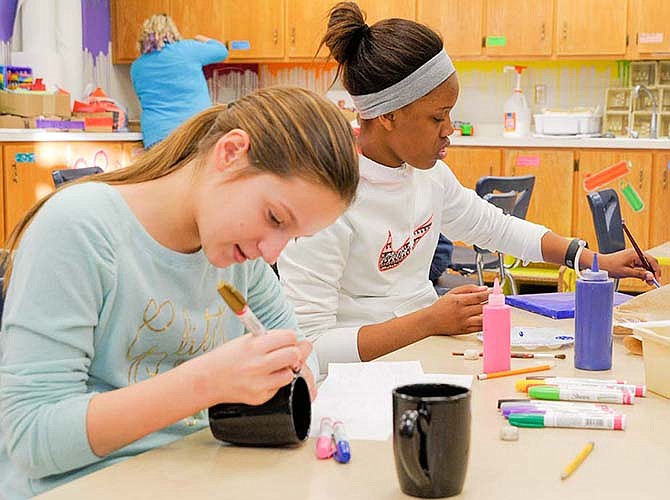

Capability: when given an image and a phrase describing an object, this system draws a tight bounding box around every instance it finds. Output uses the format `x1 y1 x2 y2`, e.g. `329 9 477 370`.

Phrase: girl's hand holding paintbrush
187 330 311 406
217 281 317 401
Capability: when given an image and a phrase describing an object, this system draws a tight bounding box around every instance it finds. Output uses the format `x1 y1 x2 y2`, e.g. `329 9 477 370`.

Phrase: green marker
509 413 625 430
528 385 634 404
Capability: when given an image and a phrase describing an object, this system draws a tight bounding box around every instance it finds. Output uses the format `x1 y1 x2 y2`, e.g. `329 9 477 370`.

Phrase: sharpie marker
528 385 634 405
500 399 614 412
500 399 615 415
316 417 334 459
502 404 614 418
332 421 351 464
508 412 626 430
517 379 646 397
528 376 628 385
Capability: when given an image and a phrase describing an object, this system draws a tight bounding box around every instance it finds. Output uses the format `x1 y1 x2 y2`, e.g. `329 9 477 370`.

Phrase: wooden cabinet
630 0 670 56
417 0 484 58
444 147 501 190
556 0 628 57
286 0 332 59
649 152 670 247
111 0 170 63
2 143 125 242
224 0 285 59
356 0 415 23
484 0 552 57
111 0 225 64
170 1 225 40
573 151 653 252
503 149 575 236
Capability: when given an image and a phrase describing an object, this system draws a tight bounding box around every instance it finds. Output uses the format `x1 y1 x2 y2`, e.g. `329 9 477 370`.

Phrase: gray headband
351 49 456 119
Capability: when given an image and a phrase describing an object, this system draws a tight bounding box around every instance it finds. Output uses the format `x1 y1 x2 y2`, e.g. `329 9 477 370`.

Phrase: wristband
565 238 588 269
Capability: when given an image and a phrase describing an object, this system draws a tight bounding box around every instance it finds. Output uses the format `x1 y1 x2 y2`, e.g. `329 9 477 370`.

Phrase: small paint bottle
574 254 615 370
483 278 511 373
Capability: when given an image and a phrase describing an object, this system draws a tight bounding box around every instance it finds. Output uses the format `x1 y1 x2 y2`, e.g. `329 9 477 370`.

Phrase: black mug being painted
393 383 471 498
209 374 311 446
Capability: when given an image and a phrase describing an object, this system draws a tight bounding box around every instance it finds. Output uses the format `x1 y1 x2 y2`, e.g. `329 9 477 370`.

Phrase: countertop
1 126 669 149
0 130 143 142
449 124 670 149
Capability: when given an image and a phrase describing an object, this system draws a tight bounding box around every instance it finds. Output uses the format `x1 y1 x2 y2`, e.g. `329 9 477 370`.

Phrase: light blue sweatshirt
130 39 228 148
0 183 318 499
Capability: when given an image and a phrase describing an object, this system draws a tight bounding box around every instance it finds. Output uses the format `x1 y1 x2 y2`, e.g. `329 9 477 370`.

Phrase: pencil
476 363 553 380
561 441 595 480
621 220 661 288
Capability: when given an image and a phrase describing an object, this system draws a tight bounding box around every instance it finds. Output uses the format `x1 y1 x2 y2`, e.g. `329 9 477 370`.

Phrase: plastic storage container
534 112 602 135
630 61 657 87
605 88 633 112
634 325 670 399
659 61 670 87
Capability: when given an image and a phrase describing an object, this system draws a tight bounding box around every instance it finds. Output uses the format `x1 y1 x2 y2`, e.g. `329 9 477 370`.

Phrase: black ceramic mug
209 374 311 446
393 383 471 498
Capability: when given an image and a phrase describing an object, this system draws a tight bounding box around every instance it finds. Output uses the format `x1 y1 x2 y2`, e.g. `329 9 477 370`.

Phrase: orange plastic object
583 160 631 192
30 78 46 91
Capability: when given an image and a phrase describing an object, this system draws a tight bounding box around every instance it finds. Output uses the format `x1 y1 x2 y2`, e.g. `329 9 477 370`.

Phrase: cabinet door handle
639 169 644 189
663 167 667 190
290 27 296 45
540 22 546 41
12 162 18 183
562 21 568 41
489 165 493 175
272 28 278 45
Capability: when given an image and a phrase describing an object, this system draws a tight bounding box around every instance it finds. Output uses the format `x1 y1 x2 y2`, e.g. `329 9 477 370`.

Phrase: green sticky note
487 36 507 47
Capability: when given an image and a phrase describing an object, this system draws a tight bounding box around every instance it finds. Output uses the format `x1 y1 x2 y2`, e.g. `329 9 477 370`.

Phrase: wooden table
37 310 670 500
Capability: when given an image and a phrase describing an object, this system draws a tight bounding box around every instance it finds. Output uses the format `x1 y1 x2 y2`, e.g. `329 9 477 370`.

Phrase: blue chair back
475 175 536 220
586 188 625 254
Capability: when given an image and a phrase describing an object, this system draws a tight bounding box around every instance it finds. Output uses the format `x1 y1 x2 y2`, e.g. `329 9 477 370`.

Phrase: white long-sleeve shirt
278 154 549 374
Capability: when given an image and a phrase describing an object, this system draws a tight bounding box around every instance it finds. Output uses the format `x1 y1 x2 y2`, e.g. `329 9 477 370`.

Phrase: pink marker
316 417 335 459
483 278 511 373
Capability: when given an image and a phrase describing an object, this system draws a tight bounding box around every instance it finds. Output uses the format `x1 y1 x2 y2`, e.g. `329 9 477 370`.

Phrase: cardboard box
0 90 71 118
0 114 28 128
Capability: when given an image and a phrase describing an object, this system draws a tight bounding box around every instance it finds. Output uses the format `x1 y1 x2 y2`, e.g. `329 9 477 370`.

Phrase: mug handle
398 408 430 487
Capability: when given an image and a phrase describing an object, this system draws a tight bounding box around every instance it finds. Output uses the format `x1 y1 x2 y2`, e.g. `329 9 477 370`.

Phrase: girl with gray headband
278 1 660 375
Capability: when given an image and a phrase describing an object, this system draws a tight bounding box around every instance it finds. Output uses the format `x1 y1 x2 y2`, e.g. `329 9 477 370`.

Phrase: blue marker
332 421 351 464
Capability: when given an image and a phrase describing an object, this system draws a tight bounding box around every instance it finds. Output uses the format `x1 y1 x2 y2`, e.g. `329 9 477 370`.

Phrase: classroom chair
51 166 104 188
587 188 625 290
586 188 626 254
449 175 536 295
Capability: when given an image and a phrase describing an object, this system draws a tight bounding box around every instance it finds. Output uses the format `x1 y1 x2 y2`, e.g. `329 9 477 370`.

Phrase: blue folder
505 291 633 319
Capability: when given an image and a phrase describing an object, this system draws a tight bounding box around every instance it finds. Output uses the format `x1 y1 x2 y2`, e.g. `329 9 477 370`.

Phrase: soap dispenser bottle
503 65 530 138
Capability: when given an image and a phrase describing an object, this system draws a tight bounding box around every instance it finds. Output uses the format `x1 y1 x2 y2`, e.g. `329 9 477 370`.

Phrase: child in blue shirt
0 86 359 499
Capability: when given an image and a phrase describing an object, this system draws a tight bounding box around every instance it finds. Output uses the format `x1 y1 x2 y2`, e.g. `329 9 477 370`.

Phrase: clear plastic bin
633 87 661 112
630 61 657 87
631 112 653 138
602 112 630 137
661 88 670 113
605 88 632 112
659 61 670 87
634 325 670 399
660 114 670 138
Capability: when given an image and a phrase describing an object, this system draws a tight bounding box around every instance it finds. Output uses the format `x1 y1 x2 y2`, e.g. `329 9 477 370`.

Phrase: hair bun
322 2 369 65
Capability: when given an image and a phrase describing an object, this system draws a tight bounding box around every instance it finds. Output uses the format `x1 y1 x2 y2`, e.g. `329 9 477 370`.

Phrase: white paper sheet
309 361 473 441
